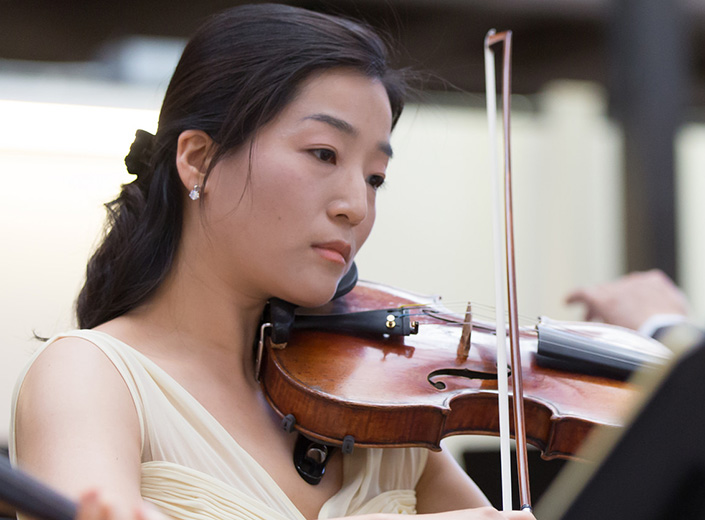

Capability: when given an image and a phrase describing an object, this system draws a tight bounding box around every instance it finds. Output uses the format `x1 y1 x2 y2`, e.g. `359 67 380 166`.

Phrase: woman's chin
278 282 339 309
288 293 337 309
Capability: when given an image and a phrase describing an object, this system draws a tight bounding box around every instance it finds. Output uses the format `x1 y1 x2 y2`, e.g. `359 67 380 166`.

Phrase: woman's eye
367 174 385 190
312 148 337 164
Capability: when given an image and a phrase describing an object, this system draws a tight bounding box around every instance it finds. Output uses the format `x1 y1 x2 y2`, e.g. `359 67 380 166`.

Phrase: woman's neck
110 252 268 384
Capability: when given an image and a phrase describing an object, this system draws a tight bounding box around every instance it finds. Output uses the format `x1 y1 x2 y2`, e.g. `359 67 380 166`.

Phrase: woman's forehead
279 70 393 129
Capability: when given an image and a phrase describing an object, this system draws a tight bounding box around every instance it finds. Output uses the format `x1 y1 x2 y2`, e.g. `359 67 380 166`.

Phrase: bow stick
0 456 77 520
484 29 532 512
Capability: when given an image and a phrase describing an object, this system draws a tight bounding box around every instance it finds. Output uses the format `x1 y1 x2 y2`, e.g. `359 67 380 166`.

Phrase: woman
10 4 533 520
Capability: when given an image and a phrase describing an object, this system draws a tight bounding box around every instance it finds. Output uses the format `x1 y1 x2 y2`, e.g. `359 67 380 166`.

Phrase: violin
259 280 670 459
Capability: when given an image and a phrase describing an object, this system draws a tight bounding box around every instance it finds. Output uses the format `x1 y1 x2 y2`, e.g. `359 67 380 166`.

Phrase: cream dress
9 330 428 520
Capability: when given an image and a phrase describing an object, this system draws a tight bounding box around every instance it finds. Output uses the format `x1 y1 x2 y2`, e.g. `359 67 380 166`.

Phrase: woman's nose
327 170 368 226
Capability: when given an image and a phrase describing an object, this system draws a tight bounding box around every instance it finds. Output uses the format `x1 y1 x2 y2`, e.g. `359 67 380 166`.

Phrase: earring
188 184 201 201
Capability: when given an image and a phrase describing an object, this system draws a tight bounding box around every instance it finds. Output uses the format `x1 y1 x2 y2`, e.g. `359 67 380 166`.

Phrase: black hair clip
124 129 155 177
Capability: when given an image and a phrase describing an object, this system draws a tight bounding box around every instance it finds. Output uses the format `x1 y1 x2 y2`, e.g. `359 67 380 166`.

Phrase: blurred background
2 0 705 509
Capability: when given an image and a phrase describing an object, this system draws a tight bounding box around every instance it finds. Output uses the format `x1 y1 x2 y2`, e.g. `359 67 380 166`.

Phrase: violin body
260 281 666 460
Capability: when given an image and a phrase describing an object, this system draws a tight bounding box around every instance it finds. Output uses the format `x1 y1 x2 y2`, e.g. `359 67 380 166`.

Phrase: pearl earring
188 185 201 201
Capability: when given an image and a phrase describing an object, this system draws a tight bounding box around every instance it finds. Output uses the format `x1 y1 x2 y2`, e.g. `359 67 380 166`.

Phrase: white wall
677 124 705 318
0 80 161 445
1 73 702 446
358 80 625 320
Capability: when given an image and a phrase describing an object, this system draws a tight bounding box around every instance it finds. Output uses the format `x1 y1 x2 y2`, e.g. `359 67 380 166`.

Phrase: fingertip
76 490 105 520
565 289 585 305
135 502 166 520
79 489 100 502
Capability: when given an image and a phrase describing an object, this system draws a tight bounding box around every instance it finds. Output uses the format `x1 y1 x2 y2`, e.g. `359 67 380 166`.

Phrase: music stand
537 329 705 519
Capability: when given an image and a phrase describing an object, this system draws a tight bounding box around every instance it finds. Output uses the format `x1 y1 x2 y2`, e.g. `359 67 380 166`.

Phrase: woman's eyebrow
305 113 355 135
378 141 393 158
303 113 394 158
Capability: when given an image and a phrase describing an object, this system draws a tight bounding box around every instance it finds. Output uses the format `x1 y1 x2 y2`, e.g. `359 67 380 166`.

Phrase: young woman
10 5 534 520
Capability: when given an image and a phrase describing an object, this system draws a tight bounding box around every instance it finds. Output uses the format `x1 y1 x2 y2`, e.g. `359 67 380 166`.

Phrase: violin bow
0 455 77 520
484 29 532 512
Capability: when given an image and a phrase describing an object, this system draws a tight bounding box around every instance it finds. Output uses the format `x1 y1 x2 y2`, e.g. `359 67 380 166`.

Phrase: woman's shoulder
20 329 141 385
16 331 142 417
11 331 145 498
16 327 152 415
12 331 145 464
34 329 117 361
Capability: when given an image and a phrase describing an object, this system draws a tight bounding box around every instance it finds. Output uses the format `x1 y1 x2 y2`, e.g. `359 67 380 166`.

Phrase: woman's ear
175 130 214 193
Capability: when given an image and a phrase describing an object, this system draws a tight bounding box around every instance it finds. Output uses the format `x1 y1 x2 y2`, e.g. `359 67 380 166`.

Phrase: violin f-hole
427 368 499 390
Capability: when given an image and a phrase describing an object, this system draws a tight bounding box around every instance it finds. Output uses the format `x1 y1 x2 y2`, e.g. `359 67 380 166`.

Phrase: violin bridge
457 302 472 359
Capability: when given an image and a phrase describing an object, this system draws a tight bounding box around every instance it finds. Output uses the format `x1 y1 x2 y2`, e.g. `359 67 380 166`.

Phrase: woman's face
196 69 394 307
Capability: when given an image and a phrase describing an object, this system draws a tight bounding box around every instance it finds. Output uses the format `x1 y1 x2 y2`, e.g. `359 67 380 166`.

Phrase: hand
470 507 535 519
75 490 169 520
324 508 535 520
422 506 536 519
446 507 535 519
565 269 689 331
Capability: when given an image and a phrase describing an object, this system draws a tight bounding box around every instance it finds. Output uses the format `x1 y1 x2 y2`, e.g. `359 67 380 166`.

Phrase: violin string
399 302 537 327
399 313 536 331
402 307 530 324
433 300 536 321
400 299 535 318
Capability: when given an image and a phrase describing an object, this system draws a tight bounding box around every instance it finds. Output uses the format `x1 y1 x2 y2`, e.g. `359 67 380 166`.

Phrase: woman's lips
312 241 351 265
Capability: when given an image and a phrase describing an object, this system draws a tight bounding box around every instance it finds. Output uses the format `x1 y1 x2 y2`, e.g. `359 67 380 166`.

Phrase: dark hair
76 3 408 329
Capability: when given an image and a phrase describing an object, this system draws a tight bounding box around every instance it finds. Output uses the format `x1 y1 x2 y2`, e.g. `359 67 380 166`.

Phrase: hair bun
124 129 155 177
